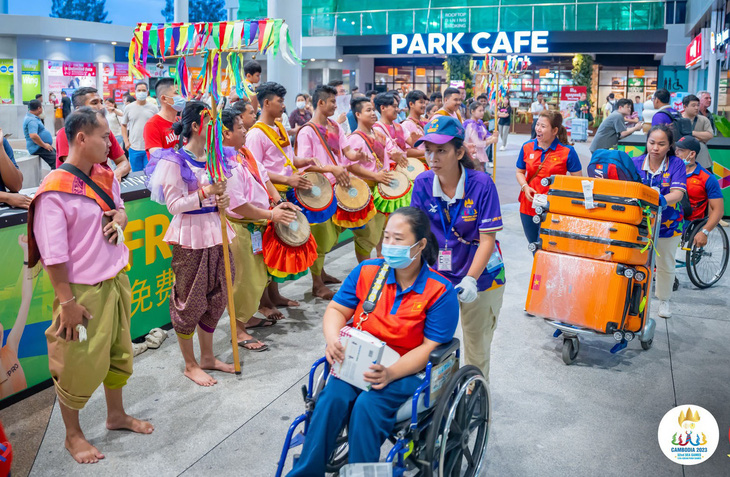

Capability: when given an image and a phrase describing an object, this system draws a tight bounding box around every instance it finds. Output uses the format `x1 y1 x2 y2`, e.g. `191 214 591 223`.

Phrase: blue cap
414 115 465 147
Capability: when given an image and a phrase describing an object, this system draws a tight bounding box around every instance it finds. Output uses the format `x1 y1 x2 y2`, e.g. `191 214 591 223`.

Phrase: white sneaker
657 300 671 319
499 146 506 151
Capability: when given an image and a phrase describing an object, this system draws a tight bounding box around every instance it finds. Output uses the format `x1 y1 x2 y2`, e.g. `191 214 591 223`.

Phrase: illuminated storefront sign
391 31 550 55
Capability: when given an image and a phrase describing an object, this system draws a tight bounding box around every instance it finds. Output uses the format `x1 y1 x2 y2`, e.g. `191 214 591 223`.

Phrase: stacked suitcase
524 175 661 363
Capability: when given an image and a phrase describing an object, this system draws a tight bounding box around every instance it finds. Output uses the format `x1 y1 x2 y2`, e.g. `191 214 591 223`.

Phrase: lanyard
357 263 390 330
436 173 468 248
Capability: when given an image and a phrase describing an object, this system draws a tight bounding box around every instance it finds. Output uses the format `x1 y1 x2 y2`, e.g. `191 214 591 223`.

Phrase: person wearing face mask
288 206 459 476
122 82 158 171
144 78 183 158
676 136 724 250
288 93 312 133
410 115 505 382
631 125 687 319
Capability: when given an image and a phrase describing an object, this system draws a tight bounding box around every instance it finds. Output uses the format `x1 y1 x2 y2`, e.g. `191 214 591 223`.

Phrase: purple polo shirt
410 167 505 292
631 154 687 237
651 107 677 127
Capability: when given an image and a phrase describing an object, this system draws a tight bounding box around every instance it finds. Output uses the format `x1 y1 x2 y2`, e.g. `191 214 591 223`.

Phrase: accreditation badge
251 230 263 255
437 249 452 272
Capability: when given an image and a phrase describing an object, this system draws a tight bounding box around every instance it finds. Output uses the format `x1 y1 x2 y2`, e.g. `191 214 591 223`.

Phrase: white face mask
296 101 306 110
136 91 148 101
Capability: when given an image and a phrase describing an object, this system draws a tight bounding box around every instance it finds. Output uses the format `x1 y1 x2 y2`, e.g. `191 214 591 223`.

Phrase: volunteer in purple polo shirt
631 125 687 320
410 115 505 381
650 88 677 127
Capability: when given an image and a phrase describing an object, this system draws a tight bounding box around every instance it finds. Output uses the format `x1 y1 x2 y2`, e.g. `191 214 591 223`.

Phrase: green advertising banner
0 197 173 403
0 59 14 104
21 60 41 103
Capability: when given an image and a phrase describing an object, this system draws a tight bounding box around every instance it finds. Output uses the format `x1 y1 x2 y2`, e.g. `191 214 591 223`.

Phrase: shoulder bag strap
357 263 390 331
59 163 116 210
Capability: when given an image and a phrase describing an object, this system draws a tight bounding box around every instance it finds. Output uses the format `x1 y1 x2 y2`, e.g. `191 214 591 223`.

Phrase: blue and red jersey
686 164 723 222
516 138 582 216
332 258 459 356
632 154 687 237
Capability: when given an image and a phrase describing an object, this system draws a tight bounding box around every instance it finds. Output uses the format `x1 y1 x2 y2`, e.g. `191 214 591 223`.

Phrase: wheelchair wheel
686 222 729 289
423 365 489 477
325 425 349 472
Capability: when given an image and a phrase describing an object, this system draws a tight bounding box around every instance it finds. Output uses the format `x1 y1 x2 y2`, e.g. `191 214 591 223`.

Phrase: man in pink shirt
245 82 317 308
28 107 153 464
295 84 368 299
435 87 464 123
55 87 130 181
343 97 397 262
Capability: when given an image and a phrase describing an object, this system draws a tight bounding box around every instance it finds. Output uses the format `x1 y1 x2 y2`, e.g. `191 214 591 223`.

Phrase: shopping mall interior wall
663 23 690 66
0 38 17 59
16 39 114 64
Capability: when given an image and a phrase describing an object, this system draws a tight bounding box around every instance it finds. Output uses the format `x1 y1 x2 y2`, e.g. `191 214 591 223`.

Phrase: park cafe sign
391 31 550 55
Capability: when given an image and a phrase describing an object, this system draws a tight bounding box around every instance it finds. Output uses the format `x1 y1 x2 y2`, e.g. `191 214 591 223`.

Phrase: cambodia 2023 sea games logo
658 405 719 465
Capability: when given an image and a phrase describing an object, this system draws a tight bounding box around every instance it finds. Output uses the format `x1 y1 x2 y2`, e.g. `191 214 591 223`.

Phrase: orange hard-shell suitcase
542 175 659 226
525 251 650 334
535 213 652 265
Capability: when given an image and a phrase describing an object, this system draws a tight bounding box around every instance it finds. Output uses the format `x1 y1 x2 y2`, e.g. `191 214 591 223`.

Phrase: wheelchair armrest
429 338 460 366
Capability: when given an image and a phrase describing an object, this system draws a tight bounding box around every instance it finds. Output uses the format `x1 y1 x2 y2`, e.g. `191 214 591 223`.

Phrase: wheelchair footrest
289 432 305 449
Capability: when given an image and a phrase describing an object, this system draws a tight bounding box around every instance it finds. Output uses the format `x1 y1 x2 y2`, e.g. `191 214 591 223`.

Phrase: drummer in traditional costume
28 107 153 464
295 84 371 299
342 97 399 262
221 108 301 351
246 82 318 307
401 90 428 154
435 87 464 123
145 101 237 387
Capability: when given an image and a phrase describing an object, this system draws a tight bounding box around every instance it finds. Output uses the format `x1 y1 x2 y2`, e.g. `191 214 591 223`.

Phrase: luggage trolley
275 339 491 477
526 175 662 364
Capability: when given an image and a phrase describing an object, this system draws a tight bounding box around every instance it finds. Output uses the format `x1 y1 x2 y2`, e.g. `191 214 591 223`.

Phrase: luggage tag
437 248 452 272
532 194 548 209
251 230 263 255
581 180 596 209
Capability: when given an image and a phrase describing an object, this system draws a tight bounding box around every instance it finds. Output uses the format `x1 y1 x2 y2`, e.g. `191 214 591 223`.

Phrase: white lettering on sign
492 32 513 53
446 33 465 54
391 34 408 55
390 31 550 55
471 32 491 54
532 31 549 53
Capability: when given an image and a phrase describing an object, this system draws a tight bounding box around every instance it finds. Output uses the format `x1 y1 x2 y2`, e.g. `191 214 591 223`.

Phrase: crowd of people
0 63 725 472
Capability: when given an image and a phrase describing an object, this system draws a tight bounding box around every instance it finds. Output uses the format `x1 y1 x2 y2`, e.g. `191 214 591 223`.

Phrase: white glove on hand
455 276 478 304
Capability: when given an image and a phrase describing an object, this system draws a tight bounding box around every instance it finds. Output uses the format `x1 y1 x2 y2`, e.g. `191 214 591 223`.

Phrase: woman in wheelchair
675 136 724 248
288 206 459 476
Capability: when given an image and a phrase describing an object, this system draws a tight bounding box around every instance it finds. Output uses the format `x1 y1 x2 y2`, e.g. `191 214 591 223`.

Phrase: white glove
455 276 478 304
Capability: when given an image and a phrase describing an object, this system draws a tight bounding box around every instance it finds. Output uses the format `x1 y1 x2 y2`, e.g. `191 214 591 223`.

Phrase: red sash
27 164 115 268
354 130 385 169
374 122 407 151
237 146 273 204
296 119 342 166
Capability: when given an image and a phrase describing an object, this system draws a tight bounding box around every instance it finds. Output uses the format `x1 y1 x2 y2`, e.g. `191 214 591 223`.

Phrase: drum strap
354 130 384 170
250 121 298 173
302 121 340 166
357 263 390 330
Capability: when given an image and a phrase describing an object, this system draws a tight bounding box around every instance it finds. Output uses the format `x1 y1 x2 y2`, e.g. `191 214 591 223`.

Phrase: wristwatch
701 228 710 236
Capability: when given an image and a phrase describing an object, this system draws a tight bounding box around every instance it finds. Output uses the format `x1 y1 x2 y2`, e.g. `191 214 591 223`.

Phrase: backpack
587 149 642 182
656 108 694 139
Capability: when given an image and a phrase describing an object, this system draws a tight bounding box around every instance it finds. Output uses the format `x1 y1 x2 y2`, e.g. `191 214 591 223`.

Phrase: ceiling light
65 37 71 41
338 59 343 63
351 21 355 25
111 41 117 45
310 58 316 62
367 25 372 29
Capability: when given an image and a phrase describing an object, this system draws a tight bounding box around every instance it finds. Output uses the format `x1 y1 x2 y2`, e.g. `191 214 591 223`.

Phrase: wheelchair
675 218 729 289
275 338 490 477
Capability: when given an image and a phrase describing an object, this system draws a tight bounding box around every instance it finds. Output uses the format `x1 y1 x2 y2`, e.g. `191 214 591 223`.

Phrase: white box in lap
330 326 400 392
340 462 393 477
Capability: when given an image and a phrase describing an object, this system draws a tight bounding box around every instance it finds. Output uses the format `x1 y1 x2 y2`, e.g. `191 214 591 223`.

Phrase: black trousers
36 148 56 169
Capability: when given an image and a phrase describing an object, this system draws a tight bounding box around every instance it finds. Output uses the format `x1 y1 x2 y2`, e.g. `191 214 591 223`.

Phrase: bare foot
65 434 105 464
184 364 217 386
106 414 154 434
258 306 285 321
271 295 300 307
312 282 336 300
321 270 341 285
200 358 236 374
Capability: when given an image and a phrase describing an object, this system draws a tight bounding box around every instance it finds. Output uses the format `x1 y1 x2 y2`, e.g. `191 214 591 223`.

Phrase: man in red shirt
55 87 130 181
144 78 181 157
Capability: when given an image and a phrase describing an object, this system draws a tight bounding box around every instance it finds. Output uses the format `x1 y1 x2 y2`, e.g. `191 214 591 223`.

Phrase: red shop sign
560 86 587 102
62 62 97 77
686 34 702 68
